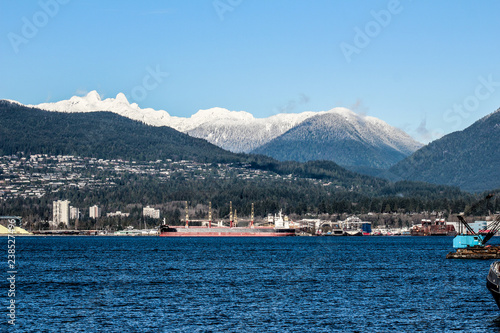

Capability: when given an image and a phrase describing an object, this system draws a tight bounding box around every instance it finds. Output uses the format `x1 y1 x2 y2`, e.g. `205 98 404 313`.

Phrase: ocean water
4 236 500 332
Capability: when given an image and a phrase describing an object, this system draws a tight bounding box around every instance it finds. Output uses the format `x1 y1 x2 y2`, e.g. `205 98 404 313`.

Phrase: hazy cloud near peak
403 115 445 144
349 99 368 117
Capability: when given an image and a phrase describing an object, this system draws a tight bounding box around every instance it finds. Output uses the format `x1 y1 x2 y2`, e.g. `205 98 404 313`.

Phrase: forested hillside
0 101 240 163
390 108 500 192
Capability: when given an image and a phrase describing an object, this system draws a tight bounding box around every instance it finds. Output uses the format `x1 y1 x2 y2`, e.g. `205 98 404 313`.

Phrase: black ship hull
487 262 500 310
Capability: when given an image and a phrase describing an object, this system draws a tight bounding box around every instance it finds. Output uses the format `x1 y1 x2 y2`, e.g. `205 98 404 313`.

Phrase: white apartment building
143 206 160 219
53 200 70 227
70 206 81 220
89 205 101 219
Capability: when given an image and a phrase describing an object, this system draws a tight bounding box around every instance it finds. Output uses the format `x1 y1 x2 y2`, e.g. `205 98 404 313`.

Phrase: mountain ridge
10 91 422 157
25 91 322 152
0 100 240 163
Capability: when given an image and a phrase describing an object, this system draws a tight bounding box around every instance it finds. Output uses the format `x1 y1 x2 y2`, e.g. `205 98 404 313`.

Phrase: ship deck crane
454 194 497 248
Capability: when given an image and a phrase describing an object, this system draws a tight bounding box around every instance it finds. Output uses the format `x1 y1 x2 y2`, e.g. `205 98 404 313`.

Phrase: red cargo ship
159 210 296 237
159 225 295 237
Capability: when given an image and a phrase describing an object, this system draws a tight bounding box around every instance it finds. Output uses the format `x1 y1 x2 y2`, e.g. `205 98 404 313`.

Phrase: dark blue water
4 236 500 332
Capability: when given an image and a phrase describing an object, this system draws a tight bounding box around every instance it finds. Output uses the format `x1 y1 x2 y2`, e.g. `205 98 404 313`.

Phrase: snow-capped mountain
28 91 318 152
252 109 423 169
18 91 422 165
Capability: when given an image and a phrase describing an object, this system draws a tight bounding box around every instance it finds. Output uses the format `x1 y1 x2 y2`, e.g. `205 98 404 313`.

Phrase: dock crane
453 194 499 248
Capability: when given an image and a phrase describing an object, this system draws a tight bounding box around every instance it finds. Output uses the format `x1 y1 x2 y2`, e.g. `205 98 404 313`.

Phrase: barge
446 245 500 259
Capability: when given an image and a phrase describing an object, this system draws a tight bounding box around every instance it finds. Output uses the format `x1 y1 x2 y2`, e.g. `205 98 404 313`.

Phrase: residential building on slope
53 200 70 227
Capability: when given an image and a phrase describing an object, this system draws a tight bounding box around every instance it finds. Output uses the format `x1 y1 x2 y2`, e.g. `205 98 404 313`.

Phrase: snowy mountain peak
115 92 128 104
192 107 254 122
326 107 354 115
85 90 102 102
325 107 371 122
252 109 423 168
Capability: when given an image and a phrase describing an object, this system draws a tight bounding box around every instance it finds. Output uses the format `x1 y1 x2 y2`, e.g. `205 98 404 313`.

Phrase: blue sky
1 0 500 143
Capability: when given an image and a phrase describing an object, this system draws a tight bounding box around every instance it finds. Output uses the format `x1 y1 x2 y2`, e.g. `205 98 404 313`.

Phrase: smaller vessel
487 261 500 310
340 216 371 236
329 221 345 236
410 218 456 236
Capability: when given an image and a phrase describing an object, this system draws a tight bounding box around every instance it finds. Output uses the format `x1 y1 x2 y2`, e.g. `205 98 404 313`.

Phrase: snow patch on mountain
31 91 175 126
309 108 422 154
187 111 320 152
